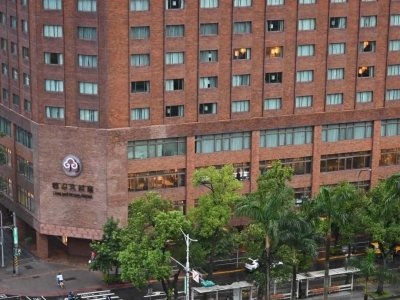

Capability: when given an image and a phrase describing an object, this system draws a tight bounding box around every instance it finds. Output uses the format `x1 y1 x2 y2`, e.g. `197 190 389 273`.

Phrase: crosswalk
75 290 121 300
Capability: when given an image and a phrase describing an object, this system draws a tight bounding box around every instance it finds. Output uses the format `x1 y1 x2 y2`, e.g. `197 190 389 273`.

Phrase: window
232 100 250 112
44 52 63 64
233 48 251 59
166 25 184 37
234 22 252 34
391 15 400 26
165 79 184 91
166 52 184 64
380 148 400 166
260 157 312 175
358 66 374 77
389 40 400 51
327 68 344 80
78 0 97 12
200 23 218 35
294 187 311 204
13 94 19 106
128 137 186 159
0 116 11 136
21 0 28 5
43 25 63 37
43 0 62 9
199 103 217 114
200 0 218 8
264 98 281 110
12 68 18 81
0 175 12 197
357 91 373 103
232 74 250 86
0 146 12 167
0 13 5 25
24 99 31 112
21 20 28 32
265 72 282 83
320 151 371 172
359 41 376 52
297 44 314 56
11 42 17 55
79 109 98 121
45 106 64 119
388 65 400 76
131 54 150 66
17 186 34 212
326 93 343 105
321 122 372 141
298 18 316 30
45 79 64 92
386 89 400 101
200 50 218 62
299 0 316 3
128 169 186 191
1 63 7 76
296 96 312 107
267 20 284 32
267 0 284 4
130 26 150 39
234 0 251 7
17 156 34 181
381 119 400 137
199 77 218 89
10 16 16 29
331 0 347 2
360 16 377 27
79 82 98 95
195 132 251 153
78 54 97 67
166 105 184 117
130 0 149 11
22 46 29 59
296 70 314 82
260 127 313 147
2 89 9 101
131 81 150 93
266 46 283 58
16 126 32 149
131 108 150 120
330 17 347 29
23 73 30 86
166 0 184 9
78 27 97 40
1 38 7 51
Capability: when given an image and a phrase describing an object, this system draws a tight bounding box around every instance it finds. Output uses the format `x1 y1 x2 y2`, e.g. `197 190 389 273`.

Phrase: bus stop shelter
191 281 255 300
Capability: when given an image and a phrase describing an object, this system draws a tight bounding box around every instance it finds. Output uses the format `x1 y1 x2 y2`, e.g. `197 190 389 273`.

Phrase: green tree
118 192 192 300
190 164 242 277
89 217 122 276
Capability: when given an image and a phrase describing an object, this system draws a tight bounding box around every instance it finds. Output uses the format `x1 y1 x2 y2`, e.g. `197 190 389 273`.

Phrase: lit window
266 46 283 58
358 66 374 78
359 41 376 52
233 48 251 60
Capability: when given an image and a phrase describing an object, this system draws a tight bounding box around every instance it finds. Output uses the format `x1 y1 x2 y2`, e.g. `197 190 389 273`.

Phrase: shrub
103 274 123 285
24 236 35 245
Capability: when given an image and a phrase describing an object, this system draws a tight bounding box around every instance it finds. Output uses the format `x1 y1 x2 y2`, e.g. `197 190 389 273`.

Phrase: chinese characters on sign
52 182 94 199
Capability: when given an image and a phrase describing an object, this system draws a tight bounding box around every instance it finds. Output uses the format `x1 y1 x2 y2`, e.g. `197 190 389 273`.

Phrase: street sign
12 227 18 244
192 270 200 283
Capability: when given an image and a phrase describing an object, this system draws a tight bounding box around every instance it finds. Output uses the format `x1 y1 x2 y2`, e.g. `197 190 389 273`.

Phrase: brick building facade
0 0 400 257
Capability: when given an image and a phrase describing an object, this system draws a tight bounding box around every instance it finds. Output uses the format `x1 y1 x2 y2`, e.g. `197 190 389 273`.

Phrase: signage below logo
52 182 93 199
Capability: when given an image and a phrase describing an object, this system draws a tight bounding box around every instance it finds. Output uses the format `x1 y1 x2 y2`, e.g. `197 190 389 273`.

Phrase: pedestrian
89 251 95 263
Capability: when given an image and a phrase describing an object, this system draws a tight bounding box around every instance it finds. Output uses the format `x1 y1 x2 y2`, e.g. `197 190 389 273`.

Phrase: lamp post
357 168 372 189
181 229 197 300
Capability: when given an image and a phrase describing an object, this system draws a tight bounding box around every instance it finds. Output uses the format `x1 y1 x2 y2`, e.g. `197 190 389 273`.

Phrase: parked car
244 258 283 272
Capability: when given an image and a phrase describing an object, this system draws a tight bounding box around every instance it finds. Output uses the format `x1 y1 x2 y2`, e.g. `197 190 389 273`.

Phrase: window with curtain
44 52 63 65
45 79 64 92
296 70 314 82
1 63 7 75
200 50 218 62
130 26 150 39
10 16 16 29
326 93 343 105
43 25 63 37
43 0 62 10
128 138 186 159
295 96 312 107
357 91 373 103
166 52 184 64
23 73 30 86
299 0 316 3
200 0 218 8
260 127 313 147
199 103 217 114
232 74 250 86
22 20 28 33
232 100 250 112
12 68 18 81
131 108 150 120
166 25 185 37
331 0 347 2
267 0 284 4
386 89 400 101
79 109 98 121
327 68 344 80
78 27 97 40
381 119 400 137
13 94 19 106
264 98 281 110
360 16 377 27
297 44 315 56
24 99 31 113
78 55 97 67
166 105 184 117
1 38 8 51
233 22 252 34
391 15 400 26
328 43 345 55
131 54 150 66
330 17 347 29
320 151 371 172
78 0 97 12
200 23 218 35
298 19 316 30
195 132 251 153
79 82 98 95
16 126 32 149
233 48 251 59
388 65 400 76
389 40 400 51
199 77 218 89
234 0 251 6
321 122 372 142
45 106 64 119
165 79 184 91
130 0 149 11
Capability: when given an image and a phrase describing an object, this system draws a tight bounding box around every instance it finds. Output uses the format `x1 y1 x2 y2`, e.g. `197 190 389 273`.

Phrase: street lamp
357 168 372 189
181 229 197 300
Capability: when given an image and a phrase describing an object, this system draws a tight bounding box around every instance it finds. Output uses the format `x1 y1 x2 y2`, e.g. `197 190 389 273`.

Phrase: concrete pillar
370 120 381 187
36 232 49 259
185 136 195 211
250 131 260 192
311 125 322 196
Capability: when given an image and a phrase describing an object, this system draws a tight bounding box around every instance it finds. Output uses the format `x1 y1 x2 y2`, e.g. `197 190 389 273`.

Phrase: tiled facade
1 0 400 256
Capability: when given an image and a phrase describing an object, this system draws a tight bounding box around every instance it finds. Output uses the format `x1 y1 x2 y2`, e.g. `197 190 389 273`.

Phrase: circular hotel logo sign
62 155 82 177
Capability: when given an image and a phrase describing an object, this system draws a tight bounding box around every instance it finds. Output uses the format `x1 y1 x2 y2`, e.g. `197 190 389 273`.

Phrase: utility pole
12 212 18 275
0 210 4 267
181 229 197 300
